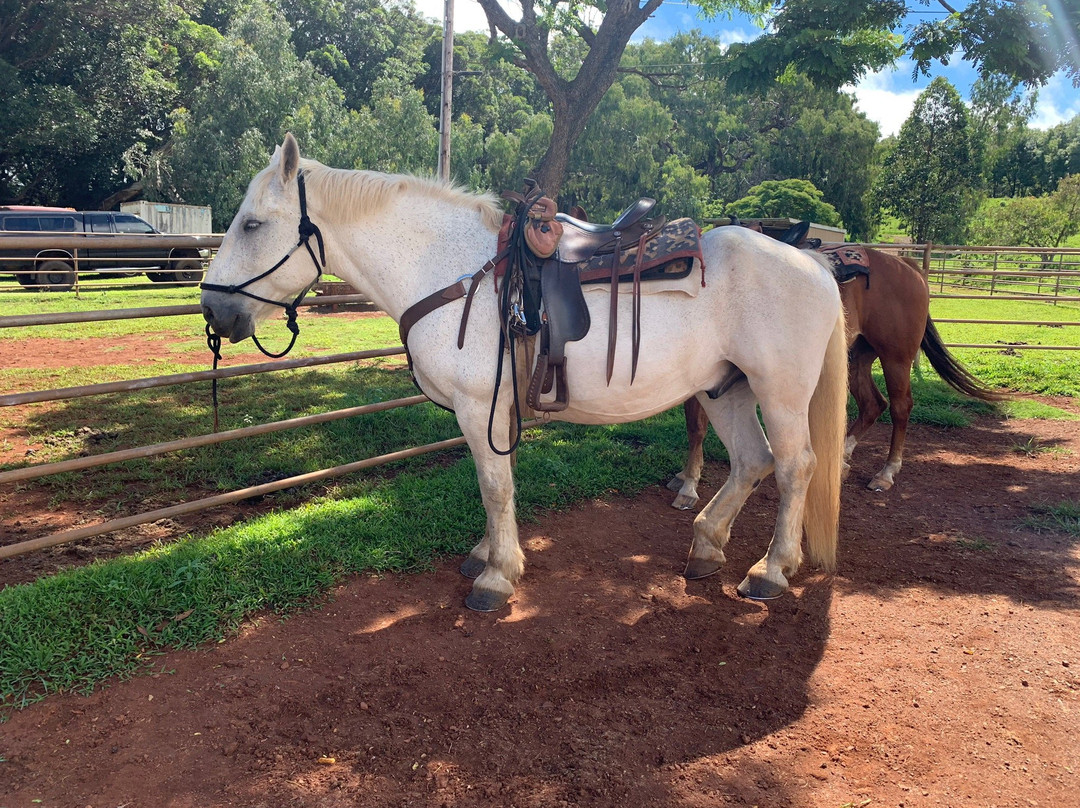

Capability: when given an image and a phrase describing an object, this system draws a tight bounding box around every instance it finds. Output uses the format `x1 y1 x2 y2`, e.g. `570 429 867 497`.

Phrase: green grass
0 410 694 715
1022 501 1080 536
0 286 1077 716
928 297 1080 398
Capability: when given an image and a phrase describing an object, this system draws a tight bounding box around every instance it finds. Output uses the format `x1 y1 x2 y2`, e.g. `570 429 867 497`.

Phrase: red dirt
2 404 1079 806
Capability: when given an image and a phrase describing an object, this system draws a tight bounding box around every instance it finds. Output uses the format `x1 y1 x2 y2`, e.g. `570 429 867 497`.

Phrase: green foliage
562 79 676 221
908 0 1080 89
876 78 983 243
969 175 1080 249
718 0 907 91
716 0 1078 93
726 179 842 225
0 0 190 206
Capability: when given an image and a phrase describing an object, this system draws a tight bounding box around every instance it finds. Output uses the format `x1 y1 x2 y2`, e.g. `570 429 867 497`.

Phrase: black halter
201 169 326 430
200 169 327 359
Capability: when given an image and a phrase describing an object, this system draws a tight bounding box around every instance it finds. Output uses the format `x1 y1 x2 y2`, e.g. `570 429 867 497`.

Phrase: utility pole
437 0 454 181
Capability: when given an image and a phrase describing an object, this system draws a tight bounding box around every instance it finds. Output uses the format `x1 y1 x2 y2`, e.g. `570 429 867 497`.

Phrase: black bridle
200 169 326 429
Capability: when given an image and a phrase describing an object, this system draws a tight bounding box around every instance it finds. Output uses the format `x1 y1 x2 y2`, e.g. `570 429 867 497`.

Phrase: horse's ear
279 133 300 185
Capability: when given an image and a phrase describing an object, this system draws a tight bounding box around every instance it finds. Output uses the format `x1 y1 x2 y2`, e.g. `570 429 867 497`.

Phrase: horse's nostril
201 304 214 323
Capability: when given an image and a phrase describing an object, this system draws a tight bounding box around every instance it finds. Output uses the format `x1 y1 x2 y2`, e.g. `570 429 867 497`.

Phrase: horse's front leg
455 399 523 612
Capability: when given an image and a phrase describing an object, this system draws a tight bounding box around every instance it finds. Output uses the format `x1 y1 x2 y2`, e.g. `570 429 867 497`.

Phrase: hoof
459 555 486 579
684 556 724 580
867 476 893 492
736 574 788 601
666 476 684 493
841 461 852 481
671 493 699 511
465 587 511 613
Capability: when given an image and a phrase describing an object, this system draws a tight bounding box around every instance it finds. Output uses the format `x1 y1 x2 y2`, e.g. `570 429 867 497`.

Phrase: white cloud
413 0 494 33
848 69 922 138
1030 74 1080 129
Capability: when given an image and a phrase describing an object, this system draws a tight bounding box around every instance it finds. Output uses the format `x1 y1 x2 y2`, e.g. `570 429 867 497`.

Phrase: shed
120 202 213 234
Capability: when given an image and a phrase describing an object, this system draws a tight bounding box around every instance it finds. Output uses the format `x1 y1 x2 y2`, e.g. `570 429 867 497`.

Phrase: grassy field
0 284 1077 715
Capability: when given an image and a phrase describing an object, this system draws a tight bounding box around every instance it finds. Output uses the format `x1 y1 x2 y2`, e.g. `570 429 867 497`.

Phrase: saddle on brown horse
722 217 871 287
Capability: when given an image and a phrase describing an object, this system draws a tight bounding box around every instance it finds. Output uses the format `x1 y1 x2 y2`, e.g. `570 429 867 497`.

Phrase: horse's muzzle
200 296 256 343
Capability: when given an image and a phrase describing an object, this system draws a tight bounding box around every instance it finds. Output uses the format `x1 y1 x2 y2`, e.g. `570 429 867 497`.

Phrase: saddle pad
577 217 704 286
817 244 871 285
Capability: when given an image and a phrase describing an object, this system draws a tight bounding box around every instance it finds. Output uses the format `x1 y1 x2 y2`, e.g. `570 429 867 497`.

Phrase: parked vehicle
0 207 205 291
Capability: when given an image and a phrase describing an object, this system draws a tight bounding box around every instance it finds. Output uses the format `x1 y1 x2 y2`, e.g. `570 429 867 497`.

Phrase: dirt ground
2 344 1080 805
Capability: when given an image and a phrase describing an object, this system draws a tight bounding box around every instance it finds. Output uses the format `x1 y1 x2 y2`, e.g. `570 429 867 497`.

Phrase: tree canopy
1 0 1078 244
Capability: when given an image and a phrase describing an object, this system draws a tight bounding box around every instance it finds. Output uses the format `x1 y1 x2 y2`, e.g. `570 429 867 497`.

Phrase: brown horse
669 245 1005 507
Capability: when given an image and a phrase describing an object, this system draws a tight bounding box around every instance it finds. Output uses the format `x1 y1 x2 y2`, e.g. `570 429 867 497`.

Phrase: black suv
0 207 205 291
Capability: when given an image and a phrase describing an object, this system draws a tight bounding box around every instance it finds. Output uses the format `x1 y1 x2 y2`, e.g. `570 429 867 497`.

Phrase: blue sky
415 0 1080 137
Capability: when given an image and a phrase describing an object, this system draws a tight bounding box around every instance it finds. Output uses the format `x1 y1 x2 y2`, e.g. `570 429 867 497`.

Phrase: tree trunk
476 0 663 198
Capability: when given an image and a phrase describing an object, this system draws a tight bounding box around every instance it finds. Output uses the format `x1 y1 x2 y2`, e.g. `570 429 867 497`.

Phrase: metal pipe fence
2 240 1078 561
0 252 461 559
867 243 1080 351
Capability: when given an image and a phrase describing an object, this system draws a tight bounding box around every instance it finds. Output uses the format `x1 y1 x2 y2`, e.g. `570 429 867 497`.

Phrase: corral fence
865 242 1080 351
1 238 1077 561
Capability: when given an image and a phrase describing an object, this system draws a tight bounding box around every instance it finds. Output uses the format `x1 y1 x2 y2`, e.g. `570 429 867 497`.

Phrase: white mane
254 158 504 233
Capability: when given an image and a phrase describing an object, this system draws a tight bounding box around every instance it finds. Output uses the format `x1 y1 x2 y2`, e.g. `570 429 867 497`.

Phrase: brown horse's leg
668 396 710 509
867 354 915 491
845 337 887 476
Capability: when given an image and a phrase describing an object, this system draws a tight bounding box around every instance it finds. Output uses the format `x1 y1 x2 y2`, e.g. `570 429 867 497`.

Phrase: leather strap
606 234 621 383
630 229 652 383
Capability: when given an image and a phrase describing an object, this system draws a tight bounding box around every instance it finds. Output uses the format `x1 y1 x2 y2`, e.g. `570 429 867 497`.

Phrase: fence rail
868 244 1080 350
1 240 1078 561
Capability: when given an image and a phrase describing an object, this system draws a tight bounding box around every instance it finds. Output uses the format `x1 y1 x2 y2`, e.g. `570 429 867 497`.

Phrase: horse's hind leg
867 355 915 491
845 337 887 475
668 397 709 510
735 384 821 600
684 383 774 580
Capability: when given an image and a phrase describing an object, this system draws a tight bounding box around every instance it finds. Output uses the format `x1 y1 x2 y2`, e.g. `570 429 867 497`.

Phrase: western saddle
397 183 705 436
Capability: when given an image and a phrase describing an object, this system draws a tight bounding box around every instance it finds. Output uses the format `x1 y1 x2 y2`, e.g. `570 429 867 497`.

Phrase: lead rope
205 324 223 433
485 184 544 456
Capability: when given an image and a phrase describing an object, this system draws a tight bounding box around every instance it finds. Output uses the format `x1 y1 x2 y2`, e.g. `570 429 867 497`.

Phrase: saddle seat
553 198 657 263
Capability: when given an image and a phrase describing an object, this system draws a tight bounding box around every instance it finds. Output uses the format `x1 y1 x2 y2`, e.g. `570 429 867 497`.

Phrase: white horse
201 134 848 612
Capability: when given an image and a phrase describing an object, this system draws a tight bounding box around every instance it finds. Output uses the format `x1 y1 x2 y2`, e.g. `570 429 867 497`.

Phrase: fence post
990 251 998 296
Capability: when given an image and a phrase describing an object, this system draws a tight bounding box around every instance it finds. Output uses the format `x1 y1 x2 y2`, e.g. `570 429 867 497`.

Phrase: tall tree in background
876 77 982 243
146 0 374 228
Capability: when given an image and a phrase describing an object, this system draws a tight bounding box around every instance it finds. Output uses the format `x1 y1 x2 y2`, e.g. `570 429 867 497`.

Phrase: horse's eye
243 220 261 232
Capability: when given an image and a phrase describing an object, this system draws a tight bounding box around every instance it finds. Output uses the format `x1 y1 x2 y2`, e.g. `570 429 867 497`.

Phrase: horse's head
201 134 325 343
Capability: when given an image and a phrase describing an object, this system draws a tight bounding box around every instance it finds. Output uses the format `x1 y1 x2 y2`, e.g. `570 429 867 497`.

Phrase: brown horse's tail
803 308 847 572
921 316 1008 401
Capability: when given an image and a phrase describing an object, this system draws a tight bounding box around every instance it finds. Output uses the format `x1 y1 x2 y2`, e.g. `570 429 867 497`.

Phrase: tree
876 78 982 244
472 0 1077 199
474 0 668 195
721 0 1080 91
726 178 843 226
561 77 677 221
278 0 433 110
145 0 368 228
969 196 1069 249
0 0 193 206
